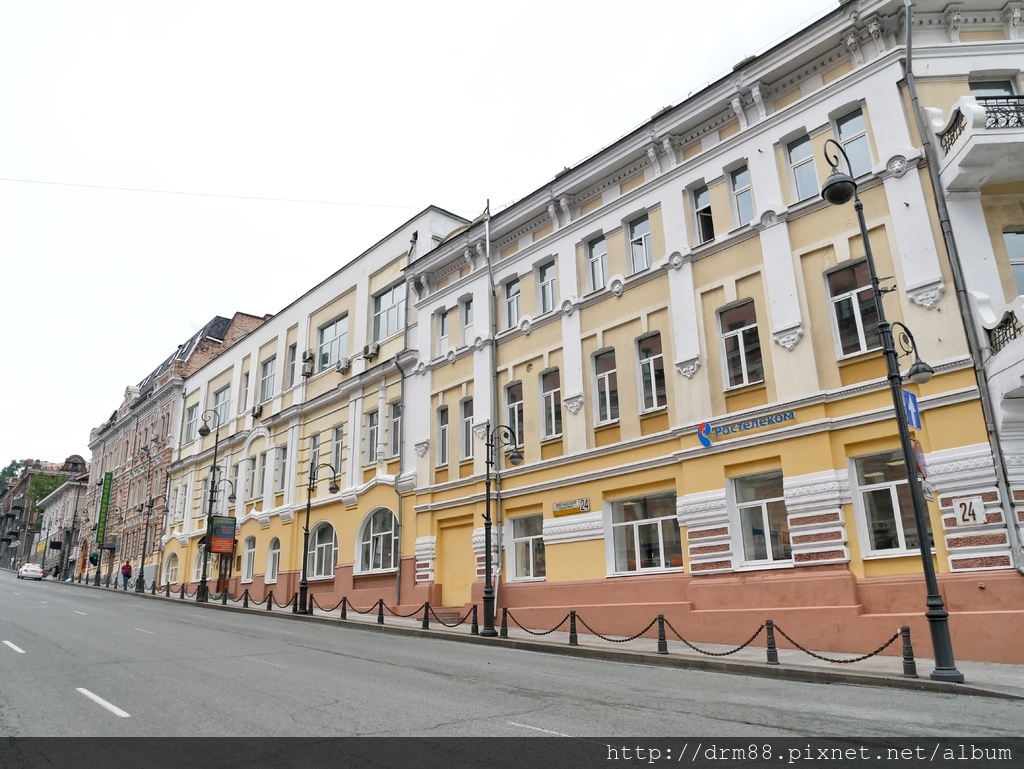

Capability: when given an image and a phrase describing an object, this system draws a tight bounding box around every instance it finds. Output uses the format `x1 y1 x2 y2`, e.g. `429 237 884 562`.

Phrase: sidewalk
76 577 1024 700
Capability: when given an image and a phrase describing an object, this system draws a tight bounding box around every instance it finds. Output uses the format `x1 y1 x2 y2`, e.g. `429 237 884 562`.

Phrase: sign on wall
552 498 590 517
209 516 237 554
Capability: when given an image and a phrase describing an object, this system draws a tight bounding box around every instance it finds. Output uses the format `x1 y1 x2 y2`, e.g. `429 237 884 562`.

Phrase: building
35 470 90 579
156 0 1023 663
1 457 87 569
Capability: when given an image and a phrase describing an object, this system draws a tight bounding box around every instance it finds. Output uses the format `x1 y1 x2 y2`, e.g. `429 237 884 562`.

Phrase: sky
0 0 836 468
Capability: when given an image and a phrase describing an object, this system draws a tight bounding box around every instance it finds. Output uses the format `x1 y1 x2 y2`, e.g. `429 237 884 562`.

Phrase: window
638 334 667 410
239 374 249 414
256 452 267 496
373 283 406 341
389 403 402 458
1005 230 1024 295
287 343 298 388
309 434 321 471
541 370 562 439
628 214 652 272
318 315 348 372
837 108 871 177
365 410 379 465
787 135 818 202
720 301 764 388
539 261 557 313
331 426 344 473
259 357 276 403
735 471 791 564
193 553 206 582
588 236 608 291
438 310 449 351
242 537 256 582
461 398 474 460
611 494 682 573
827 260 881 356
164 553 179 584
694 185 714 244
212 387 230 427
506 382 524 447
970 79 1015 97
274 446 288 493
855 451 932 554
437 406 449 466
594 350 619 424
245 457 257 500
183 405 198 443
266 538 280 583
730 166 755 226
462 298 474 346
307 523 337 579
512 515 546 579
359 509 398 572
505 278 521 328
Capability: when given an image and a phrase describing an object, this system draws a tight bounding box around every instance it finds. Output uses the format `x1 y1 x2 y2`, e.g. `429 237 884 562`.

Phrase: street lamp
297 461 340 615
93 506 122 586
198 410 236 602
481 421 523 637
61 510 88 581
134 498 167 592
821 138 963 683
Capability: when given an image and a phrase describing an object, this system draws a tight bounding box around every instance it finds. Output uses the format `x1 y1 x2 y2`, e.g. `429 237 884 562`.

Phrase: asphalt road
2 571 1023 738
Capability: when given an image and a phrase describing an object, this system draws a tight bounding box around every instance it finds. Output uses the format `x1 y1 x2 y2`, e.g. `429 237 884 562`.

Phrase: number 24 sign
954 496 985 525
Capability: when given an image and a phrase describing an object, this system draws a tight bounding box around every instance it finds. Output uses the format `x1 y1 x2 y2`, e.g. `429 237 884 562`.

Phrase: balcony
929 95 1024 192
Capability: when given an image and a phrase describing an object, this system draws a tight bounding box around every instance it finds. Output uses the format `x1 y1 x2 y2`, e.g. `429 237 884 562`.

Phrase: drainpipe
482 202 505 608
903 0 1024 573
393 230 418 605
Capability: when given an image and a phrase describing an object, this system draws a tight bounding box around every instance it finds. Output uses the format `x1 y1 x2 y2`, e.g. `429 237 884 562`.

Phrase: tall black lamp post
297 461 340 615
134 446 168 593
481 421 523 637
94 506 122 586
61 510 88 581
197 410 236 603
821 138 963 683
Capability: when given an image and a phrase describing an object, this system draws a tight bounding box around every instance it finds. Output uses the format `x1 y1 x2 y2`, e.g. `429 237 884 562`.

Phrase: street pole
481 422 522 637
297 462 340 615
198 411 221 603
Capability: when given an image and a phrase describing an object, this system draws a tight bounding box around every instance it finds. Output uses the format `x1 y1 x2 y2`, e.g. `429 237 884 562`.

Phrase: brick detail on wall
940 487 1014 573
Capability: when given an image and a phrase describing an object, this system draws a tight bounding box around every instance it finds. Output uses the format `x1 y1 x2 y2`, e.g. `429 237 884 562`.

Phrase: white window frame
609 493 682 574
628 214 652 273
588 235 608 292
541 369 562 439
826 260 881 358
436 405 449 466
719 301 764 389
462 297 474 346
318 315 349 372
506 382 524 447
183 405 198 443
274 445 288 493
256 452 267 497
836 107 871 178
637 333 667 412
287 343 298 388
852 451 933 557
242 536 256 582
787 135 818 202
331 425 344 473
594 350 619 425
389 403 402 458
732 471 792 566
460 398 474 460
511 514 546 581
358 508 398 573
164 552 179 584
373 283 406 342
1006 229 1024 295
694 185 714 244
364 410 379 466
238 373 249 414
259 356 276 404
266 537 280 584
245 457 257 501
538 261 557 314
438 309 449 351
505 278 521 329
212 386 230 427
730 166 755 227
307 522 338 580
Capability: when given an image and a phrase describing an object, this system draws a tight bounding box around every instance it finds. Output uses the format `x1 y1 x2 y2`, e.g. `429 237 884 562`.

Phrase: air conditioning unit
301 361 314 378
251 404 263 419
301 349 315 363
335 357 351 374
362 343 380 361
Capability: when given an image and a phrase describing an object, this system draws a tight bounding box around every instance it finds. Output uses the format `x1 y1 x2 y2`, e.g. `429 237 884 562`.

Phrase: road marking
3 641 26 654
246 656 286 668
74 611 88 616
76 688 130 718
40 601 48 604
133 628 154 635
508 722 571 737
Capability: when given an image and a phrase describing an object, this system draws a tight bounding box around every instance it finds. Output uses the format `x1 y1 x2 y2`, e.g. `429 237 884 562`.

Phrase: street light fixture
481 421 523 637
197 410 236 602
297 461 340 615
821 138 963 683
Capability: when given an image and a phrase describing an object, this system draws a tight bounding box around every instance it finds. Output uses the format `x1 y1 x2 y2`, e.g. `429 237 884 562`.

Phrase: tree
0 459 26 487
26 473 67 506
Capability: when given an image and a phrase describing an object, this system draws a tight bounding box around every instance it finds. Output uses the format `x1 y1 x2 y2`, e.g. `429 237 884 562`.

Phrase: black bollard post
569 611 578 646
340 596 347 620
765 619 780 665
165 583 170 598
150 580 156 595
266 590 273 611
901 625 918 679
500 607 508 638
243 589 249 609
179 585 185 600
657 615 668 655
377 599 384 625
221 588 229 606
292 593 298 613
422 603 430 630
471 604 479 636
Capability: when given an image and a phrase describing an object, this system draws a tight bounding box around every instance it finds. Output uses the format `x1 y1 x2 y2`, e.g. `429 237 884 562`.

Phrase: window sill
836 347 884 365
354 568 398 578
540 434 563 444
735 561 794 572
265 579 277 585
639 406 668 417
723 379 766 395
510 576 546 583
307 574 335 582
608 567 684 577
861 548 935 560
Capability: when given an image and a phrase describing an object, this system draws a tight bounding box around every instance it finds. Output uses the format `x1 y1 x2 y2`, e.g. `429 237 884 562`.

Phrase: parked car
17 563 44 580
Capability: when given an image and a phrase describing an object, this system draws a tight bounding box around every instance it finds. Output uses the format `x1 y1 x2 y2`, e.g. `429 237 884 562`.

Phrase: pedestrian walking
121 561 132 588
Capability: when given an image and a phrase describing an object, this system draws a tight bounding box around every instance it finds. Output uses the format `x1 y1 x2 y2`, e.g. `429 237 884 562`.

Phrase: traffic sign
902 389 922 430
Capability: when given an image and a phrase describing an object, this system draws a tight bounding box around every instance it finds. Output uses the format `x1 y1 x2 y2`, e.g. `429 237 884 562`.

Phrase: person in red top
121 561 132 589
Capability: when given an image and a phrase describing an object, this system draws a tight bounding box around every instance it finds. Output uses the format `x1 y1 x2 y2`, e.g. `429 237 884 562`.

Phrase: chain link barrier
345 599 379 616
772 623 902 664
382 601 428 619
505 609 571 636
310 595 347 613
270 592 296 610
246 592 269 607
427 605 475 628
575 613 659 644
664 619 765 656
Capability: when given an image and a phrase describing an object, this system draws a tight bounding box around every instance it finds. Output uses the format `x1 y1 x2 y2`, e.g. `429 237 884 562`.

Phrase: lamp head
198 423 211 438
328 480 340 494
821 167 857 206
907 357 935 385
227 491 237 504
507 448 523 466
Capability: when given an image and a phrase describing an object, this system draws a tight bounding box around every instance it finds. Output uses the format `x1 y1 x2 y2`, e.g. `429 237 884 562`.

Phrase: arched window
193 549 217 582
307 523 337 579
359 508 398 572
242 536 256 582
266 537 280 584
164 552 179 584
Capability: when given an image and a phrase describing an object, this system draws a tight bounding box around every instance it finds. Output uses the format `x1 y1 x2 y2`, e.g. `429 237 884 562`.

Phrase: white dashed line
508 722 572 736
74 611 87 616
246 656 286 668
76 688 130 718
133 628 154 635
39 601 48 604
3 641 26 654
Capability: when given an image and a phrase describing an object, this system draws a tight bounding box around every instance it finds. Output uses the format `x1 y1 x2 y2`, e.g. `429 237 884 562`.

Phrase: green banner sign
95 471 113 544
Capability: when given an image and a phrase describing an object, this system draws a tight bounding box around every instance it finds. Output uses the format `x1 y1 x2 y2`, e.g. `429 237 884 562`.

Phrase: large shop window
735 471 791 565
855 451 933 555
307 523 338 579
512 514 546 579
611 493 683 573
360 509 398 572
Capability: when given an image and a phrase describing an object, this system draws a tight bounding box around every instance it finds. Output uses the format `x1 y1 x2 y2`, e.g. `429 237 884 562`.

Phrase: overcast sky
0 0 836 468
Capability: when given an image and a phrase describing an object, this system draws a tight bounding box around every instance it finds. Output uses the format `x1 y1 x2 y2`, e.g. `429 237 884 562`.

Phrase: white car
17 563 44 580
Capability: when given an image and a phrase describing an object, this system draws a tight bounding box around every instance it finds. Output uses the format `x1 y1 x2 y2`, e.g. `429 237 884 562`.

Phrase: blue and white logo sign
902 389 922 430
697 410 796 448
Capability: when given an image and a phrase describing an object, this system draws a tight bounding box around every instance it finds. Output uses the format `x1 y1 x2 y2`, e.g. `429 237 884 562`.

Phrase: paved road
2 571 1022 738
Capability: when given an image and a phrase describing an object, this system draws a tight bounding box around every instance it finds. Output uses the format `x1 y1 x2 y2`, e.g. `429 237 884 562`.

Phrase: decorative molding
751 82 767 120
674 357 701 379
946 5 963 42
559 196 572 225
759 209 779 228
730 94 748 131
773 325 804 350
518 316 533 335
543 511 603 545
608 275 625 298
661 136 677 169
547 200 559 231
414 441 430 457
564 394 584 415
907 280 946 310
473 422 489 441
413 361 428 376
560 297 579 317
887 154 908 178
669 251 685 270
1006 5 1022 38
